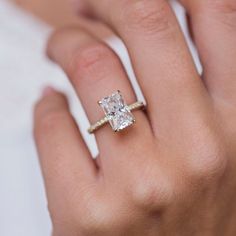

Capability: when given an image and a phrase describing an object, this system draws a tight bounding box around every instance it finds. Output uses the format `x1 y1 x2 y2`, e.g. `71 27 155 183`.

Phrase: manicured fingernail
42 86 55 97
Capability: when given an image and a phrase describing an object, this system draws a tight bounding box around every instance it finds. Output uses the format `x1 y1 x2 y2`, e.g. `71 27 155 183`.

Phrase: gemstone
99 91 135 131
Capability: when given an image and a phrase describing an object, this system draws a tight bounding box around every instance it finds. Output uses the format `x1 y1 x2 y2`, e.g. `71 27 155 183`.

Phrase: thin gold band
88 101 145 134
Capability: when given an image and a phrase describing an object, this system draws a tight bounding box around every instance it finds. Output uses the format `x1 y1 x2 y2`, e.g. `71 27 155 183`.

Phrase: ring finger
47 26 152 162
76 0 209 138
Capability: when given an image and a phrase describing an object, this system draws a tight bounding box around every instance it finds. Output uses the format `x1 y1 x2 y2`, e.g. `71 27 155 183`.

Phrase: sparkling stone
99 91 135 131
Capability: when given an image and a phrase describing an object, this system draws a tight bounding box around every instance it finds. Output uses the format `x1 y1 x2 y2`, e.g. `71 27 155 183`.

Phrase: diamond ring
88 91 145 134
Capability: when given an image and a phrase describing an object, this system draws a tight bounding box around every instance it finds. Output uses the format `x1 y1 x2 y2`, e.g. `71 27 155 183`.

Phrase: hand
34 0 236 235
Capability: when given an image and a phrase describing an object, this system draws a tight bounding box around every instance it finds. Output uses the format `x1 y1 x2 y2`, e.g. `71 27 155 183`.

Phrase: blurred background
0 0 200 235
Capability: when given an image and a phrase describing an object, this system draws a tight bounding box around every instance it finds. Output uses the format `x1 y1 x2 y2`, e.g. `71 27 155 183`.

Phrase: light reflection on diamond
99 91 135 131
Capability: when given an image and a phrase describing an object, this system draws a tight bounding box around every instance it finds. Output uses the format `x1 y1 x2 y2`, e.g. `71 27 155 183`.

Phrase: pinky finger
34 88 97 222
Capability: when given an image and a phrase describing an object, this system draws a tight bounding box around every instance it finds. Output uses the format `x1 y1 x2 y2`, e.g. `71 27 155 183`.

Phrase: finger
34 88 97 216
180 0 236 103
47 27 152 157
76 0 208 136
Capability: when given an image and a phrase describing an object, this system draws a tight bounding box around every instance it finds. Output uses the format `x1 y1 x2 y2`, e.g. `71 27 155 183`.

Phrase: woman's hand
34 0 236 235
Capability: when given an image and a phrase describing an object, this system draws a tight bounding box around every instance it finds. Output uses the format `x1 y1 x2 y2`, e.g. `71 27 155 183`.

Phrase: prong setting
98 91 135 132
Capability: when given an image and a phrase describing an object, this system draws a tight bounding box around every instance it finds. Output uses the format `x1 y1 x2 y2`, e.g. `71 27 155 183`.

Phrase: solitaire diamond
99 91 135 132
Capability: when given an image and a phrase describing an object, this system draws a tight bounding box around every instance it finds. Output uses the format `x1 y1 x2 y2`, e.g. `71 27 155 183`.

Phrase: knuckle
70 44 115 84
79 201 114 235
205 0 236 12
213 0 236 27
187 0 236 11
189 138 228 181
132 184 160 210
130 171 172 210
119 0 172 36
195 0 236 28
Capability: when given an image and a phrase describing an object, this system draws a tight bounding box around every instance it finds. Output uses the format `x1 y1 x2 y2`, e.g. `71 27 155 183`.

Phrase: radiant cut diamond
99 91 135 132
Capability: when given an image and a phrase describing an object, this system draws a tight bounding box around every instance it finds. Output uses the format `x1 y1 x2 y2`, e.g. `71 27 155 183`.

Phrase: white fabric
0 0 200 235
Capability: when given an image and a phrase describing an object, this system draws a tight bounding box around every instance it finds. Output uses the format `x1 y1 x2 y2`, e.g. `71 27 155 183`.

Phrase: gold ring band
88 101 145 134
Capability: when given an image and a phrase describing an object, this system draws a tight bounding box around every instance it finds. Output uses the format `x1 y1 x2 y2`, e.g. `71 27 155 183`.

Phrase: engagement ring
88 91 145 134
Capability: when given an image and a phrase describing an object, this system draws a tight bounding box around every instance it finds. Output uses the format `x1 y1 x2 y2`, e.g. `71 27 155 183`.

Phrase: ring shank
88 101 145 134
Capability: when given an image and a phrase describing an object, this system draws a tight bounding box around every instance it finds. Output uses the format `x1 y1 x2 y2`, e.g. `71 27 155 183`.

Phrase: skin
11 0 110 37
32 0 236 235
12 0 79 27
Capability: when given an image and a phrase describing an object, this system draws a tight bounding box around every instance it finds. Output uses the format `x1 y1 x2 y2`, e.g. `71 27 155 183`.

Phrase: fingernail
42 86 55 97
